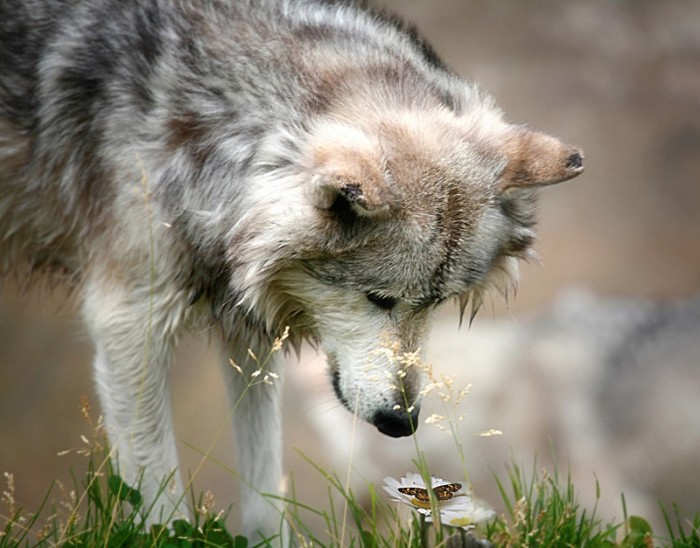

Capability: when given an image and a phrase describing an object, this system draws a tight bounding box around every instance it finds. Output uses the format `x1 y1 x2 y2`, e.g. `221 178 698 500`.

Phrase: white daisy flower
382 473 464 513
382 473 496 528
427 502 496 528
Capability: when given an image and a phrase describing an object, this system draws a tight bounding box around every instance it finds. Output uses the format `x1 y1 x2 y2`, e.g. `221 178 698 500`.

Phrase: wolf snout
371 405 420 438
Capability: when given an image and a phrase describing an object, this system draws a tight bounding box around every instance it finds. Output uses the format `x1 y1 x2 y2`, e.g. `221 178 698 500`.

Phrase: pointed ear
308 123 394 216
313 175 392 216
497 127 584 192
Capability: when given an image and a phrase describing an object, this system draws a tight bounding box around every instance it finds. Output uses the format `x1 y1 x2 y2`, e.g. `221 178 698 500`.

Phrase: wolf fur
0 0 583 538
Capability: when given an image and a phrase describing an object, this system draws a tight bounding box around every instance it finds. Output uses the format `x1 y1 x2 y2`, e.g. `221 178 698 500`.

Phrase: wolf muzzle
332 369 421 437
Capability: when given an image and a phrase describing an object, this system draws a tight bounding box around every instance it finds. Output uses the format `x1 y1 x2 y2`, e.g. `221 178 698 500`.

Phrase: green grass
0 445 243 548
1 342 698 546
2 437 699 547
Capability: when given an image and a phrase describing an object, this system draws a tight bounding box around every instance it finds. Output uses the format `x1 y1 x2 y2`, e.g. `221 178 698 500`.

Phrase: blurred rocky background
1 0 699 538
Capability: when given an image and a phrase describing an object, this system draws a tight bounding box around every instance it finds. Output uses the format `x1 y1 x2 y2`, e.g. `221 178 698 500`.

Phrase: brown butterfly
398 482 462 503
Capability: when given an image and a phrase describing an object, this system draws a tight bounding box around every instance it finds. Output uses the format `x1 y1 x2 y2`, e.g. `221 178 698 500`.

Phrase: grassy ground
1 444 699 547
2 342 698 547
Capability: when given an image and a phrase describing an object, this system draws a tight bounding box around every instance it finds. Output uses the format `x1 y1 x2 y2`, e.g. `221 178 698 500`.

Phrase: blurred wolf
0 0 583 538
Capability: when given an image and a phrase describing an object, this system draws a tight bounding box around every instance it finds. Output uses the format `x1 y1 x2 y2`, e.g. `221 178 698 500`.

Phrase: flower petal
382 476 402 490
383 472 488 521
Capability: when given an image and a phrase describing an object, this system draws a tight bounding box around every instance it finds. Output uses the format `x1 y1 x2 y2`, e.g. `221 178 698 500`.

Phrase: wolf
0 0 583 539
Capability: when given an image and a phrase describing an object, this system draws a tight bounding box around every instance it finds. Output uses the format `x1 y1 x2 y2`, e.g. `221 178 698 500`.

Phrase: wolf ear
308 123 394 216
496 127 584 192
313 175 392 216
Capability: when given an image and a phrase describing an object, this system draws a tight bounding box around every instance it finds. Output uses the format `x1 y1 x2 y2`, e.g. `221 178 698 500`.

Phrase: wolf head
228 96 583 437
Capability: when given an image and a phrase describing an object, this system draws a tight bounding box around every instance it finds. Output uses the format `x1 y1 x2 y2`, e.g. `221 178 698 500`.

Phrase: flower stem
419 512 428 548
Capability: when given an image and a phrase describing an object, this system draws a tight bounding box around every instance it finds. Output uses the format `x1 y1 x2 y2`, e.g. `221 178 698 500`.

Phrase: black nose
372 406 420 438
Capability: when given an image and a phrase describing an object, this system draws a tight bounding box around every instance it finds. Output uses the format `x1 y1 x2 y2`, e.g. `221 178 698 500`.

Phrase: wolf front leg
221 336 288 543
82 271 189 526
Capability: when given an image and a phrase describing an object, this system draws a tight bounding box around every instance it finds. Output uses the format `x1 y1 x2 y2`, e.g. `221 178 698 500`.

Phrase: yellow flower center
448 516 474 527
410 498 433 509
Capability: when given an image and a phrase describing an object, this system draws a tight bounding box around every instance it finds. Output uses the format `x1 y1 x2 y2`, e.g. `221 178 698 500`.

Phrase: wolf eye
366 292 398 311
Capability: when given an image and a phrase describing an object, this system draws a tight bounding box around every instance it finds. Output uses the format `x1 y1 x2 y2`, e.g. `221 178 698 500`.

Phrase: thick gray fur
0 0 583 539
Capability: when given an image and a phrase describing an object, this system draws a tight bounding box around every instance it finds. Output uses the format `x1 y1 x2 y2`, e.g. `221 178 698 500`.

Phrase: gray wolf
0 0 583 539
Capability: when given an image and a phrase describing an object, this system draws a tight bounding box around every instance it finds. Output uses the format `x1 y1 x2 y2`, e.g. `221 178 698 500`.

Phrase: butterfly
398 482 462 503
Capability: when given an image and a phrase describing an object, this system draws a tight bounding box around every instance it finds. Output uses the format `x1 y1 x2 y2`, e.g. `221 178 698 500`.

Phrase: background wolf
0 0 582 538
